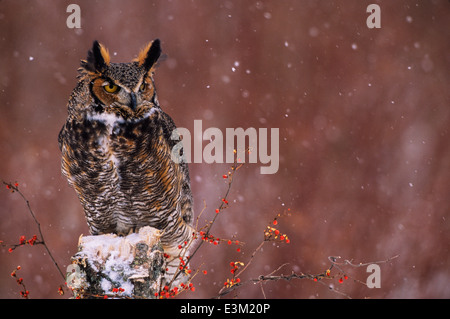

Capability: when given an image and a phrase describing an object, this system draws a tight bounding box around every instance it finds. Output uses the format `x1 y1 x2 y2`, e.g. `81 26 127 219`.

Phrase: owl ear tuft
136 39 161 72
81 40 111 73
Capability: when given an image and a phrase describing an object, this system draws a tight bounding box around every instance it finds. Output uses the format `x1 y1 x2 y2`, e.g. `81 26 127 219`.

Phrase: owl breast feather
62 109 191 246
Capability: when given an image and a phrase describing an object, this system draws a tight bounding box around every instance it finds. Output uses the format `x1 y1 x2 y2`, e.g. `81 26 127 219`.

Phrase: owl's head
75 39 162 118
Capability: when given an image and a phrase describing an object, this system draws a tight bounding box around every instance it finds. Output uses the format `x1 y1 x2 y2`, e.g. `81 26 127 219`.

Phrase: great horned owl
58 39 194 256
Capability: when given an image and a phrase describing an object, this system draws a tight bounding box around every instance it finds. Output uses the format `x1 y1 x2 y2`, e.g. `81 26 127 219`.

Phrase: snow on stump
67 226 167 299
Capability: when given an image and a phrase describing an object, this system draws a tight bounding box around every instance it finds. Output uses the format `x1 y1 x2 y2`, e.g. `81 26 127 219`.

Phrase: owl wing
157 110 193 219
58 123 67 152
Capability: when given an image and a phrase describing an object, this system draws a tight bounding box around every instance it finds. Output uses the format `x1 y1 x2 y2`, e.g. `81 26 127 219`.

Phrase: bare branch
2 181 66 282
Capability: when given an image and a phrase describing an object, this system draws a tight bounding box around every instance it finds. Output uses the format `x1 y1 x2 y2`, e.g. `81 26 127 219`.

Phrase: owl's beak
129 92 137 111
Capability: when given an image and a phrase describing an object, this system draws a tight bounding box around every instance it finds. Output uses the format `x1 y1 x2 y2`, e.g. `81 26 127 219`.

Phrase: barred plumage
58 40 194 255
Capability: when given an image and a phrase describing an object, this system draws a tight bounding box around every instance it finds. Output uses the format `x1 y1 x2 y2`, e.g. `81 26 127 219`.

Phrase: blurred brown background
0 1 449 299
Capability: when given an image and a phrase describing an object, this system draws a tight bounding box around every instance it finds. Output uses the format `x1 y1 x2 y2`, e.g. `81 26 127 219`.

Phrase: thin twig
235 241 265 278
328 255 400 267
2 181 66 282
215 254 399 299
167 160 242 288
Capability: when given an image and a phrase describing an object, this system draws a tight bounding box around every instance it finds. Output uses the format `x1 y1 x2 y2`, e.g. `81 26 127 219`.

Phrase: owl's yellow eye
139 83 146 92
103 83 120 93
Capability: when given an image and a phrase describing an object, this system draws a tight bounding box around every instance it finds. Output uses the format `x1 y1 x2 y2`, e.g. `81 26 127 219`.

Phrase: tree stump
67 226 175 298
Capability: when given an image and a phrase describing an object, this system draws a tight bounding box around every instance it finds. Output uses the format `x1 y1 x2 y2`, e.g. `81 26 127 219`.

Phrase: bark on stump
67 226 167 299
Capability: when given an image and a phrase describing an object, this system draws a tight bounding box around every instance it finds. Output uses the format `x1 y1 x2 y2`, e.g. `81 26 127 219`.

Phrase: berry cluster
197 230 241 251
111 287 125 294
10 266 28 298
154 282 196 299
7 235 39 253
224 261 244 288
264 219 290 243
312 268 348 284
5 182 19 192
177 240 190 250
